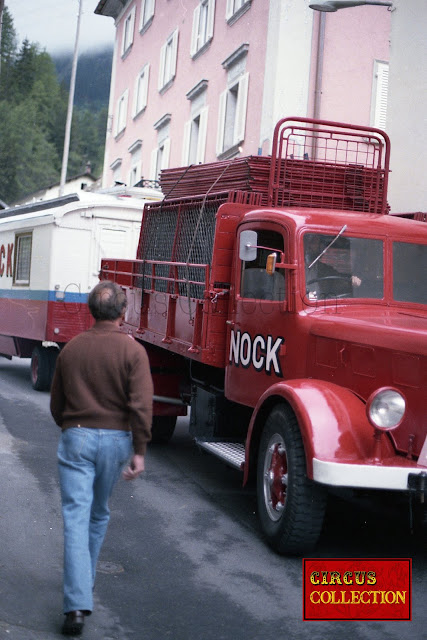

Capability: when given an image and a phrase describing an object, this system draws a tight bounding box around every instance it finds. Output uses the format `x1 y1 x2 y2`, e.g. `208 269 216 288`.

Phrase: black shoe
62 610 85 636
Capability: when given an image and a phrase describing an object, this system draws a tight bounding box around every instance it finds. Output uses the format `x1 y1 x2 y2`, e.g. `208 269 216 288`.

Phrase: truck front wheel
257 404 327 554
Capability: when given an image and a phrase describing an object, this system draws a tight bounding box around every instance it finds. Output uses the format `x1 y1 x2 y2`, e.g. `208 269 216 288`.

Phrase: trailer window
240 230 285 301
304 233 383 300
393 242 427 304
13 233 32 285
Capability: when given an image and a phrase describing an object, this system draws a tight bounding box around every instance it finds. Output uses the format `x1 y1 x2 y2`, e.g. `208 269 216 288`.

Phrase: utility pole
59 0 83 196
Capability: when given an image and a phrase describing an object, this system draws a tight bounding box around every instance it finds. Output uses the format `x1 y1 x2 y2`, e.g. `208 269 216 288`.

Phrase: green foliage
0 6 17 93
0 10 109 205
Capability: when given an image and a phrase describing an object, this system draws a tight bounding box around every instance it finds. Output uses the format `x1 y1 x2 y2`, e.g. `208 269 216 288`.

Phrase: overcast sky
6 0 115 54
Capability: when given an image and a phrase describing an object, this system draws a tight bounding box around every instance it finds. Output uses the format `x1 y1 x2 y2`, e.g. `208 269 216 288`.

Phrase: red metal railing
268 117 391 214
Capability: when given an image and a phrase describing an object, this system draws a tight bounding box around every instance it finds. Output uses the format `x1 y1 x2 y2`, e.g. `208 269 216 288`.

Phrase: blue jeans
57 428 132 614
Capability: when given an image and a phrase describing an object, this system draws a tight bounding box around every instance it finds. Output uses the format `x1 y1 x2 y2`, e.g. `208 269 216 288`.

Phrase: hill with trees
0 6 112 205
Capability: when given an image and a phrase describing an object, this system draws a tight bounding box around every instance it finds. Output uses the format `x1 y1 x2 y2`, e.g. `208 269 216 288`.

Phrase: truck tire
31 346 57 391
257 404 327 555
151 416 177 444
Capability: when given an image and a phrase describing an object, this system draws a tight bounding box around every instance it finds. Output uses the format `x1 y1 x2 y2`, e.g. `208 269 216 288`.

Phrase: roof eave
94 0 127 19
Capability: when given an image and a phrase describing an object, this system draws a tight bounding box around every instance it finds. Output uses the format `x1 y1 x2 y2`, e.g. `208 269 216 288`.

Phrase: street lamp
309 1 393 11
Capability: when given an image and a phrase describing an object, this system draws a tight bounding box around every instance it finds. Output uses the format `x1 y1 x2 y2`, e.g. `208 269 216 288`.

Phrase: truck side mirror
239 230 258 262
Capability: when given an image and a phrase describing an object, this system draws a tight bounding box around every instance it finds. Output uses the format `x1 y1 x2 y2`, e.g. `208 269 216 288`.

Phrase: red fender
244 379 394 484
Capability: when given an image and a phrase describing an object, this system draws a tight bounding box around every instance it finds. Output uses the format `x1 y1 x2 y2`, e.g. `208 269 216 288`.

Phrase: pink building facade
95 0 390 189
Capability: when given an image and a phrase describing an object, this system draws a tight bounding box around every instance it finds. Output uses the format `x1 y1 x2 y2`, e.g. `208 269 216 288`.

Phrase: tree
0 5 17 97
0 10 109 204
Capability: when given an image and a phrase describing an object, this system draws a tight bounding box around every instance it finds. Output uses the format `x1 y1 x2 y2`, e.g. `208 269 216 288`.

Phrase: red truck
100 117 427 554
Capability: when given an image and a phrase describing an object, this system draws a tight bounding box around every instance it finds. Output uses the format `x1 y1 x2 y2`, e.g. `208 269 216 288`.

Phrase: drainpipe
312 12 326 160
313 12 326 121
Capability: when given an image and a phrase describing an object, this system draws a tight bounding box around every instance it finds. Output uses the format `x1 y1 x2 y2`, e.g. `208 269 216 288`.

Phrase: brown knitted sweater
50 321 153 455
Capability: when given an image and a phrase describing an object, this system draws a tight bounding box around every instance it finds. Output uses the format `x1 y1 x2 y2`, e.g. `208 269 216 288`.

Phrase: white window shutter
207 0 216 41
162 138 171 171
196 106 209 164
148 0 156 21
132 73 139 117
142 64 150 110
234 72 249 145
373 62 389 130
140 0 146 27
129 7 136 46
226 0 234 20
114 98 120 136
150 147 159 180
216 90 227 156
191 5 200 56
171 30 179 79
182 120 192 166
158 43 166 90
123 89 129 130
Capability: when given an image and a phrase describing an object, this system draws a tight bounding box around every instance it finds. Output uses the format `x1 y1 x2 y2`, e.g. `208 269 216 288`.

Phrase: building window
240 230 285 301
226 0 252 25
140 0 155 33
150 115 171 181
182 107 209 166
122 6 136 56
13 233 32 285
158 29 179 92
110 158 123 186
216 72 249 158
191 0 215 58
133 64 150 117
371 60 389 130
129 140 142 186
115 90 129 136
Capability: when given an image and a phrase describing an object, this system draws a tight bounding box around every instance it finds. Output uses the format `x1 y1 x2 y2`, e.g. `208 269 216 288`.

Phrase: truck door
225 222 290 407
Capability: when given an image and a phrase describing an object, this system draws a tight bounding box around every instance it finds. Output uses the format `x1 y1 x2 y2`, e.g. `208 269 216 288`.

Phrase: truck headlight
366 387 406 431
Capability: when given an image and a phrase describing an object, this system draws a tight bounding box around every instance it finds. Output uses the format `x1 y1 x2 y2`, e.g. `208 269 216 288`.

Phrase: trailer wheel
31 346 57 391
257 404 327 554
151 416 177 444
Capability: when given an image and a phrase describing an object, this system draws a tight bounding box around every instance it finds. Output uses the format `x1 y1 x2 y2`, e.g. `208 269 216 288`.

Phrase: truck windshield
393 241 427 304
303 233 384 300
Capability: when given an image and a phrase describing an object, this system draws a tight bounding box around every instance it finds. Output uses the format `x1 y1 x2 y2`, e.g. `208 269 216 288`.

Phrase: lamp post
309 1 392 11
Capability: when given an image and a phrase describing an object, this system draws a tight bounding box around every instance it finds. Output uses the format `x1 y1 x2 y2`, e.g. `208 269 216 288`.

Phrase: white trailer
0 188 162 389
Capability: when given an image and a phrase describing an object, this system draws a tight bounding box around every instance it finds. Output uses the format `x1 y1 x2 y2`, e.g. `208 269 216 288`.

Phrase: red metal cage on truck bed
100 117 391 363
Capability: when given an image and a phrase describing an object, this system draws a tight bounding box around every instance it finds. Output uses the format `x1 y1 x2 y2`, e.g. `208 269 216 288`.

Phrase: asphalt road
0 356 426 640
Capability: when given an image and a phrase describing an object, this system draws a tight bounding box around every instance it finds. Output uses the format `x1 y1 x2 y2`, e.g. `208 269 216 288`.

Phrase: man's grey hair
88 281 127 321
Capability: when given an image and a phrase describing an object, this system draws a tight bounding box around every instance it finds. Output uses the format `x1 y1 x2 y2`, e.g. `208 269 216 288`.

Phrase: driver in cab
304 233 360 300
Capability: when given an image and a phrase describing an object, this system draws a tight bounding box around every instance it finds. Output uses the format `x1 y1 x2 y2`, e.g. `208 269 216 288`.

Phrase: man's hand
122 454 145 481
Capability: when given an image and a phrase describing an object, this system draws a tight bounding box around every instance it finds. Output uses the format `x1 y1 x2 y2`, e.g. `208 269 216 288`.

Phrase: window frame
191 0 216 58
115 89 129 137
158 29 179 93
216 72 249 158
150 138 171 182
182 106 209 166
133 64 150 117
121 5 136 57
239 227 286 302
139 0 155 34
13 232 32 286
226 0 252 25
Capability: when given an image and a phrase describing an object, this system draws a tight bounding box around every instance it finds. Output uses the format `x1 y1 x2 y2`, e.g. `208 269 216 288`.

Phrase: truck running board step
196 441 245 470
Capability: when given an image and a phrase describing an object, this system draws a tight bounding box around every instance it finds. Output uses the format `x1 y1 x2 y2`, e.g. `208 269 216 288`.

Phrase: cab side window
240 230 285 300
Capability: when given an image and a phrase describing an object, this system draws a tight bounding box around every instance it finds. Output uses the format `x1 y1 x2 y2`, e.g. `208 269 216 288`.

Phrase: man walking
50 281 153 636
